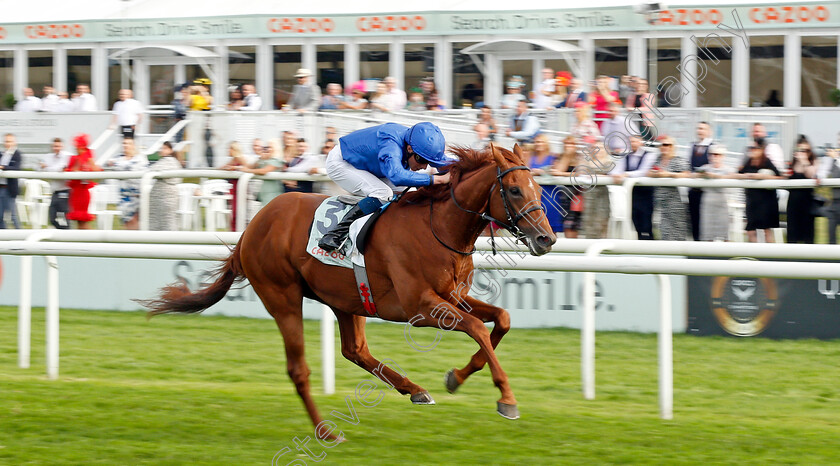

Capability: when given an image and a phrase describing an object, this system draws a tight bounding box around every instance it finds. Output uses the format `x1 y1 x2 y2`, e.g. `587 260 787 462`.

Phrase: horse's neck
437 164 498 250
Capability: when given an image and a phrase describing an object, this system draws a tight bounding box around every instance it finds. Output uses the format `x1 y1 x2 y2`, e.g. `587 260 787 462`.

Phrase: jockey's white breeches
326 145 395 203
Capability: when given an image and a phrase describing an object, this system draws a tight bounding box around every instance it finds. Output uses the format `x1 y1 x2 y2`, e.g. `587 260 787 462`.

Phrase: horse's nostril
536 235 553 247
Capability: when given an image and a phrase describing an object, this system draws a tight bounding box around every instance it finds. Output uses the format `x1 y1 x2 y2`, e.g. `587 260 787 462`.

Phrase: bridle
430 164 544 256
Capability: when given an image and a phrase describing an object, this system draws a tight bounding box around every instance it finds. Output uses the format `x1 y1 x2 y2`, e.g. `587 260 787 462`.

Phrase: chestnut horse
141 144 556 430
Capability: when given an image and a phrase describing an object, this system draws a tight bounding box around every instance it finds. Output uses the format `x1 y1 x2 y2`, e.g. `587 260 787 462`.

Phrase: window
27 50 53 98
274 45 302 109
360 44 389 81
695 36 732 108
594 39 628 79
404 43 434 92
648 38 682 107
66 49 91 96
801 36 837 107
451 41 482 108
0 51 13 109
749 36 784 107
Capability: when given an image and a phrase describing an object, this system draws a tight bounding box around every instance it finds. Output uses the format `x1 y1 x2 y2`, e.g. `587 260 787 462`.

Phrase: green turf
1 307 839 465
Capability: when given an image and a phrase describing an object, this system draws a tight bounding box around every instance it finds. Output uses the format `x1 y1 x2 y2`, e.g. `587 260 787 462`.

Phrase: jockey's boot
319 197 383 252
318 204 367 252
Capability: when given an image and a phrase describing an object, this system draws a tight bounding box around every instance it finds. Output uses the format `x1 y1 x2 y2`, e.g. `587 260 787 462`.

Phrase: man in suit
688 121 714 240
558 78 587 108
612 134 656 240
505 99 540 144
0 133 23 228
287 68 321 113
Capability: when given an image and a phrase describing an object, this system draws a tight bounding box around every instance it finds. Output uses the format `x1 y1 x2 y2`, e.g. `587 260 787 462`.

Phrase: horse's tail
138 243 245 318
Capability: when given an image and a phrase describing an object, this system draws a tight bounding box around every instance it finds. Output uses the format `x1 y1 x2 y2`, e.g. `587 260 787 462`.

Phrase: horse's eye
509 186 521 196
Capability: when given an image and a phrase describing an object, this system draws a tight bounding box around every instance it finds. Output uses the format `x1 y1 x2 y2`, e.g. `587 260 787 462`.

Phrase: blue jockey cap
406 122 446 163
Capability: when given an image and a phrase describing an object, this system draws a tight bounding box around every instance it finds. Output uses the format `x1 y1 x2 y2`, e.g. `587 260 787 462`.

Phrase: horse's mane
402 145 522 204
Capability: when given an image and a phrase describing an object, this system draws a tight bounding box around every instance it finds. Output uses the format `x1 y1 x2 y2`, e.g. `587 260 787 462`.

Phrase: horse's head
487 143 556 256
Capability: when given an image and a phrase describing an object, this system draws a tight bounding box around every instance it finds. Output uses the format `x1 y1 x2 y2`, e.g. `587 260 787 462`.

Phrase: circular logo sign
710 273 778 337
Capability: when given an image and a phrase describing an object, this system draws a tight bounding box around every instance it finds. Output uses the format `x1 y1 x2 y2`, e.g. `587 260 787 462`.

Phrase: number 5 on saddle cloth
307 195 390 316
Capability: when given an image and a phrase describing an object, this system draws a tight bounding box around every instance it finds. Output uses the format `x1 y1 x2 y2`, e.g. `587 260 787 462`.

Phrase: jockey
318 122 451 251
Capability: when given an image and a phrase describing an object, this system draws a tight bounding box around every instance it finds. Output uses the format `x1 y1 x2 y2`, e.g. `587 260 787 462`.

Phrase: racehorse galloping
141 144 556 431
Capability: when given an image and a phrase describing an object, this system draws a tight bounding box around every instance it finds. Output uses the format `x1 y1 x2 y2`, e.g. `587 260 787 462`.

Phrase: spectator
532 68 555 110
588 75 620 131
189 78 213 111
528 134 563 234
406 88 426 111
227 87 244 111
324 126 339 142
765 89 782 107
368 82 392 113
220 141 249 229
625 78 656 141
823 145 840 244
650 136 690 241
558 78 587 108
472 123 492 150
383 76 407 111
281 131 299 161
172 85 190 143
580 141 614 239
41 137 71 229
698 145 736 241
550 136 584 238
65 134 101 230
475 106 499 141
460 80 484 106
613 134 657 240
110 89 144 139
74 84 97 112
786 140 817 244
739 140 782 243
237 140 285 207
506 100 540 144
56 91 75 112
148 142 181 231
500 76 526 109
619 75 635 105
600 103 632 155
339 86 368 110
0 133 22 229
241 84 262 111
106 138 148 230
571 102 601 148
287 68 321 113
320 83 345 110
688 121 714 241
41 86 60 112
751 123 784 171
321 139 337 155
425 85 444 111
284 139 323 193
15 88 42 112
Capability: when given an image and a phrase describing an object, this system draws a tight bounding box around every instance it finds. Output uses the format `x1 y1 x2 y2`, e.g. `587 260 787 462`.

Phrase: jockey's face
406 146 429 170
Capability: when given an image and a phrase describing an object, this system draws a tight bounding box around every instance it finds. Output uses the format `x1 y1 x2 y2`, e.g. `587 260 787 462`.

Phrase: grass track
1 307 839 465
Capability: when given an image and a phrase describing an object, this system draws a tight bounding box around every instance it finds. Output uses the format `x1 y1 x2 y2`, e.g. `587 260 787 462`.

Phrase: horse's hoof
444 368 461 394
497 402 520 420
411 391 435 405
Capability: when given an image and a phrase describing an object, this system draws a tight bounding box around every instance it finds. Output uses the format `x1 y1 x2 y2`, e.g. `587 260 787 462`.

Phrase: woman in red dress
65 134 101 229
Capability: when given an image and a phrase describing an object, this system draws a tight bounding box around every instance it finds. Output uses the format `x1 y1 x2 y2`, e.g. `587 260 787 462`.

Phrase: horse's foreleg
334 312 432 403
445 295 510 393
414 292 519 419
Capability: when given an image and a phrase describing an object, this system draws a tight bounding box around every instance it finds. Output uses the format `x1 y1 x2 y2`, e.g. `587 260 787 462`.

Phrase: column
581 36 595 82
14 49 26 100
628 35 646 77
390 41 403 90
256 40 272 110
344 41 359 88
91 45 108 110
214 45 229 108
731 33 749 107
485 54 502 108
783 34 800 108
436 39 452 108
680 35 697 109
54 46 67 92
302 42 316 78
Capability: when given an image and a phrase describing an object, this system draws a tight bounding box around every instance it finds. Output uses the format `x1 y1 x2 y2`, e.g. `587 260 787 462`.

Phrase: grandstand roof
0 0 798 22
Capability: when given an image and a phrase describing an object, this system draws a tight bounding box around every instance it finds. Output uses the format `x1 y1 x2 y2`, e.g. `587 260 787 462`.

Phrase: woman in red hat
65 134 101 229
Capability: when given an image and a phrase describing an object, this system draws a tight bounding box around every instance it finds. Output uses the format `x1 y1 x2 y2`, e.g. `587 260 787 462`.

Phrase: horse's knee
495 309 511 334
341 347 362 365
287 363 311 385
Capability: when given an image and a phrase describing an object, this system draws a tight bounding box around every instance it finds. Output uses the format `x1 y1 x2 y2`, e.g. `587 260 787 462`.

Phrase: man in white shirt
285 138 325 193
241 84 263 111
15 88 42 112
41 86 60 112
751 123 784 171
40 137 72 229
505 100 541 144
612 133 657 240
532 68 555 110
56 91 75 112
110 89 144 139
600 103 633 155
74 84 97 112
383 76 407 111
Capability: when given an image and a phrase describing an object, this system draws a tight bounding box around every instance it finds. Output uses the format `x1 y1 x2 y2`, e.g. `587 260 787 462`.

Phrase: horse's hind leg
334 312 434 404
257 281 328 432
444 296 510 394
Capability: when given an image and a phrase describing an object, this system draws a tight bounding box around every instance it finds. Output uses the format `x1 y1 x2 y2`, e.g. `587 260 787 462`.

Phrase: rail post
582 240 615 400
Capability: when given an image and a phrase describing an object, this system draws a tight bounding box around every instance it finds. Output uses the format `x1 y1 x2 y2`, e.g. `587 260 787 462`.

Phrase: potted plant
830 88 840 106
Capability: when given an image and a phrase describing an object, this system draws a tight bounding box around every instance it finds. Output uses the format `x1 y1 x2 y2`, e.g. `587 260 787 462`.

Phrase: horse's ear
489 143 507 168
512 144 527 165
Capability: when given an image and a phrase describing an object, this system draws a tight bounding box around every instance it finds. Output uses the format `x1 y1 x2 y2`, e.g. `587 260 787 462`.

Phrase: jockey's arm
379 146 434 187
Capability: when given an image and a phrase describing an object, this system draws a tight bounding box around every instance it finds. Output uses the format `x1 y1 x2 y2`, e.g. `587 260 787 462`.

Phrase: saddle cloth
306 196 382 269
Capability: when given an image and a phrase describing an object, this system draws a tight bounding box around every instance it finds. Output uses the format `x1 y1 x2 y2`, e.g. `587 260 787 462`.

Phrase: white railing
5 232 840 419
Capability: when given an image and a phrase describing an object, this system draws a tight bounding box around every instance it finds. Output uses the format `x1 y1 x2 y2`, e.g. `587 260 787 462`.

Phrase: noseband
431 165 544 256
